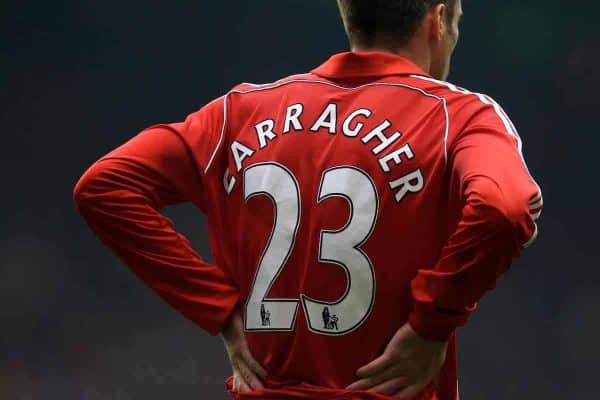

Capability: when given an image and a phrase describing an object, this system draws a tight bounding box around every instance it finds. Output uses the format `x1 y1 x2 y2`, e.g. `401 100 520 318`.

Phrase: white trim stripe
410 74 543 203
530 209 543 218
490 99 523 154
529 198 544 210
240 74 313 88
476 92 492 105
411 74 544 246
204 94 229 173
411 75 523 150
523 223 539 248
202 78 450 173
488 99 544 200
442 98 449 162
530 192 543 203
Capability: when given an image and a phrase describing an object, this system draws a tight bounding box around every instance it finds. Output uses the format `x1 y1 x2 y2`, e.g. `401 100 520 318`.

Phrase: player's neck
350 43 431 76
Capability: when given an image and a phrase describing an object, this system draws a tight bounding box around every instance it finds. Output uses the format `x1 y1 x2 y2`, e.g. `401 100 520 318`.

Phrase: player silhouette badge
260 303 271 327
322 306 339 331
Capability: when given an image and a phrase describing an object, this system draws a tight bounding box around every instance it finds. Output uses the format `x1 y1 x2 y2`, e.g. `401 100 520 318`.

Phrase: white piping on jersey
410 76 543 201
523 223 538 248
477 93 524 154
529 191 543 203
411 74 525 153
529 197 544 210
410 75 543 245
203 78 450 172
203 95 228 174
241 74 311 88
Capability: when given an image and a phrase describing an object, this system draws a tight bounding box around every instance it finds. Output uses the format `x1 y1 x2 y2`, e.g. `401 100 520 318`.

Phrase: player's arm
408 101 543 341
348 101 542 397
73 102 239 336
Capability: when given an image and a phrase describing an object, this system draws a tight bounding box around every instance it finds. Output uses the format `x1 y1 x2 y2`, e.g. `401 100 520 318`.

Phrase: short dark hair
338 0 455 46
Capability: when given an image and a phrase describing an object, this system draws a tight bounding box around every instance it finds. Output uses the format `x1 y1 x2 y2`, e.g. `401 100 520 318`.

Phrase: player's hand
221 310 267 392
346 322 448 399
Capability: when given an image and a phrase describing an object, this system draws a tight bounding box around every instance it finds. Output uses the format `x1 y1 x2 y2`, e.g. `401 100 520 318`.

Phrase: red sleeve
408 99 543 341
73 98 239 336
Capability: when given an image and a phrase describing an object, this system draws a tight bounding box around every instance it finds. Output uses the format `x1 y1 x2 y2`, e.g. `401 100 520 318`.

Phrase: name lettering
226 103 424 202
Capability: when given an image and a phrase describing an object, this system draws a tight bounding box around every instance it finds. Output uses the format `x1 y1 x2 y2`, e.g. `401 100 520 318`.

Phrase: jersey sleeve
73 97 238 335
408 97 543 341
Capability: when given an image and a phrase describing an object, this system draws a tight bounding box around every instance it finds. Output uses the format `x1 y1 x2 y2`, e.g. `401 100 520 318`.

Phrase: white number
302 167 377 335
244 163 300 331
244 163 378 335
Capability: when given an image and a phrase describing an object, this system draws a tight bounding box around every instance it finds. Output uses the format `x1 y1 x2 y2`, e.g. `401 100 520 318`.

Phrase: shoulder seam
204 94 229 173
236 73 314 90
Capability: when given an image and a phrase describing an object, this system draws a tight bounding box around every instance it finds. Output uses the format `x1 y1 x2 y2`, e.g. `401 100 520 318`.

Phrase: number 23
243 163 379 336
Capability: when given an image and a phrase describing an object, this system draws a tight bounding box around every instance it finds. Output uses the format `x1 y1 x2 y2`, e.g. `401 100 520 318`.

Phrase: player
74 0 543 398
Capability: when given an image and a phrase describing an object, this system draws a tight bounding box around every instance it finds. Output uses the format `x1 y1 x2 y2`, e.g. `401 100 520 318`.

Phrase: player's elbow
466 176 536 243
73 161 107 212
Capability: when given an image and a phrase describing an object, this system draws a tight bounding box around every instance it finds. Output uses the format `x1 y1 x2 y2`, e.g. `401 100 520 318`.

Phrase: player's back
74 37 541 400
200 53 465 399
73 51 540 400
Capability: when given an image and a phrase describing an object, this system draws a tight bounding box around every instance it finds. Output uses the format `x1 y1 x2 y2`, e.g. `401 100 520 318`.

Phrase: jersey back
198 74 454 394
77 51 542 400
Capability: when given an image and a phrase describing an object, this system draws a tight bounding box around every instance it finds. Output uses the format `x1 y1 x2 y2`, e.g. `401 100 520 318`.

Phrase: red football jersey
74 52 542 400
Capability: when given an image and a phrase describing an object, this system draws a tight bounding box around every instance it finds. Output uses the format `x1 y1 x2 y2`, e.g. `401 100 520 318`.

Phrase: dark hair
337 0 455 46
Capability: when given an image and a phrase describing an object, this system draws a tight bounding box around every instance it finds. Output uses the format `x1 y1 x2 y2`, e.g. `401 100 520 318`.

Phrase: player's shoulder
185 73 314 123
228 73 315 95
405 74 513 127
406 75 504 110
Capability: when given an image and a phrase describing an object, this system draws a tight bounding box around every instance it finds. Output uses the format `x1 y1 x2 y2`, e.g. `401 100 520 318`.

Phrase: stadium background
1 1 598 398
